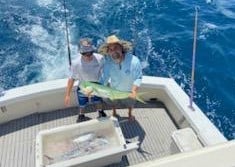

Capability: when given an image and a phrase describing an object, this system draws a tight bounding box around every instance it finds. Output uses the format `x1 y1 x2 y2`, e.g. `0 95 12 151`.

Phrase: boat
0 76 235 167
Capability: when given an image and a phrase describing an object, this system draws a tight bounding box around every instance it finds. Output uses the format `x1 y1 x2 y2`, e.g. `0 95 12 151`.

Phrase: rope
189 7 199 111
63 0 72 66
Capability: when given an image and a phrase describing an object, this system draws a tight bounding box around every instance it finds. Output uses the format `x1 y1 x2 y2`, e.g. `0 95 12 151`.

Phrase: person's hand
129 91 137 99
64 95 71 107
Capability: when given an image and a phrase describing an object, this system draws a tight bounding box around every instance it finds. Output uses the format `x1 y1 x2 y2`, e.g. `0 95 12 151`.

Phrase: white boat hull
0 76 227 146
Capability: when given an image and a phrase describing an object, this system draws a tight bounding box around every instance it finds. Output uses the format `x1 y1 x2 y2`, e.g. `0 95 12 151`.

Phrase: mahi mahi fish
79 81 146 104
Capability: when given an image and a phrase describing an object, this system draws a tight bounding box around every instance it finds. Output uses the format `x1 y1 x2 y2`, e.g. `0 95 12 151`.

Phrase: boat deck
0 101 179 167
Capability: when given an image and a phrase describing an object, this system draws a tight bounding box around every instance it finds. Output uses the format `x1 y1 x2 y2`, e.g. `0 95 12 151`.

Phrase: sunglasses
81 52 93 57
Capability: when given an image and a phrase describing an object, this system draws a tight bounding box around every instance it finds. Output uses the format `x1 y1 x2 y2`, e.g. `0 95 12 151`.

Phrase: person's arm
129 58 143 99
129 85 139 99
64 78 75 106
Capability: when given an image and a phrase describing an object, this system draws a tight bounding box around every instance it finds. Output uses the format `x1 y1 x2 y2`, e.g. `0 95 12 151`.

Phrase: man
98 35 142 121
64 38 106 122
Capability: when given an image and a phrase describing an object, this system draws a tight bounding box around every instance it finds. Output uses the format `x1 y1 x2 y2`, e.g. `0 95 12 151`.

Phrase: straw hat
98 35 133 55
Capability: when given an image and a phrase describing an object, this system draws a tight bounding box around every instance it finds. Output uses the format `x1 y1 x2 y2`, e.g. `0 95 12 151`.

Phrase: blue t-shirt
100 53 142 92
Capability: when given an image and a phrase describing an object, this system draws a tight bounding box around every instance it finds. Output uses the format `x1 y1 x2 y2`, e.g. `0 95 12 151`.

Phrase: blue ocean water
0 0 234 139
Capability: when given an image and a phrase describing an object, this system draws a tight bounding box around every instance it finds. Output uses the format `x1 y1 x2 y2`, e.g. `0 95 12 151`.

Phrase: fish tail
136 95 146 104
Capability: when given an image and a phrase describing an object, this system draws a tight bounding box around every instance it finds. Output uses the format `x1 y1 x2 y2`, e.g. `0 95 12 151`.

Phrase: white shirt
69 53 104 82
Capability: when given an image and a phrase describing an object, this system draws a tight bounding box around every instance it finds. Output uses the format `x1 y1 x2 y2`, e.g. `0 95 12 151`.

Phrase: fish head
79 81 93 95
79 81 91 89
79 81 86 89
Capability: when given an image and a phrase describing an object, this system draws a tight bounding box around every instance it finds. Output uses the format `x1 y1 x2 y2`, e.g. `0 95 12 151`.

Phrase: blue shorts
76 87 102 108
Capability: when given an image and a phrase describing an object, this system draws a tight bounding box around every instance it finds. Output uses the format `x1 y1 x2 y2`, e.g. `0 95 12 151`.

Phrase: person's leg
77 89 89 122
87 82 107 118
112 106 117 117
128 107 135 121
78 107 86 122
92 96 107 118
102 98 120 117
124 98 136 121
111 100 119 117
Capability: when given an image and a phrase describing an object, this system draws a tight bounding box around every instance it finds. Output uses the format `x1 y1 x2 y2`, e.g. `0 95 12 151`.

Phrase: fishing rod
189 6 199 111
132 0 138 56
63 0 72 66
0 79 5 96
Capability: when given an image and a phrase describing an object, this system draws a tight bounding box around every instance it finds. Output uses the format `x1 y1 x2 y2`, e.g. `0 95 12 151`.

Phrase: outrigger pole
63 0 72 66
189 7 199 111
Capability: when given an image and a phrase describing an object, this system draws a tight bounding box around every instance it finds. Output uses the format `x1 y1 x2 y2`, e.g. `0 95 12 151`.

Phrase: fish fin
136 92 147 104
136 96 146 104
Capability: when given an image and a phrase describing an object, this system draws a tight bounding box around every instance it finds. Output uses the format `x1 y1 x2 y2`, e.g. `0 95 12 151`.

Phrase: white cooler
36 117 138 167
